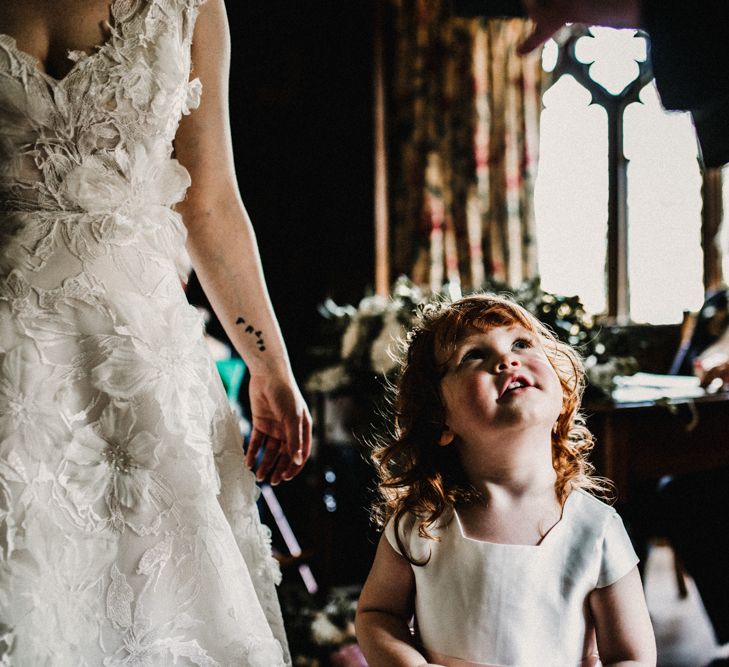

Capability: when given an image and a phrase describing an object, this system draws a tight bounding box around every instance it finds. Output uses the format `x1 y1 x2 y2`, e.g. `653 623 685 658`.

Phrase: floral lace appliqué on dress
0 1 289 664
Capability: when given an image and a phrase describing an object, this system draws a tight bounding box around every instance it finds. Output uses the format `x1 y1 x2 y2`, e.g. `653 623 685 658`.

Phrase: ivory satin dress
386 489 638 667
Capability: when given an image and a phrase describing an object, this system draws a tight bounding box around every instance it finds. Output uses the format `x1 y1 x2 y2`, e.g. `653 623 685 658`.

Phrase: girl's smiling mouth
498 375 534 398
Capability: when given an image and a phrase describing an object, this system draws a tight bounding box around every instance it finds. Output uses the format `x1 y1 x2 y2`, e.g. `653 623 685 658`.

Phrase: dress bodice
386 489 639 667
0 0 202 282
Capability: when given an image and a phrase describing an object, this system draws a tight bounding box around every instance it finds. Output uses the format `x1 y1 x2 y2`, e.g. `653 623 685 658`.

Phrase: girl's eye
461 348 486 362
513 337 533 350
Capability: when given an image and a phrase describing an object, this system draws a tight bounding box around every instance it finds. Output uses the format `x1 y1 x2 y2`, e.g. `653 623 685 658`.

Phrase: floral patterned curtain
388 0 547 291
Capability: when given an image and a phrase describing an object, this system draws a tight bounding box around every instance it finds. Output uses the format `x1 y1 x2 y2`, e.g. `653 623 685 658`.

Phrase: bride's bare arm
174 0 311 484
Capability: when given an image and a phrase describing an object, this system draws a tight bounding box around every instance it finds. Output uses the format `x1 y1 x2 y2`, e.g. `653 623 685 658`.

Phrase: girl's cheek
467 376 496 403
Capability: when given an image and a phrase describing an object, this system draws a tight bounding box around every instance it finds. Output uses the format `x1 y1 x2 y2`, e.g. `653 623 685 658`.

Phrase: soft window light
535 27 703 323
624 84 703 323
535 74 608 316
574 28 647 96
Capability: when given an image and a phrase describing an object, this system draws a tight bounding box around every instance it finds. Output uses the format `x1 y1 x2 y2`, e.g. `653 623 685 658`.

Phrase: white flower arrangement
310 612 351 646
305 277 427 395
306 276 628 400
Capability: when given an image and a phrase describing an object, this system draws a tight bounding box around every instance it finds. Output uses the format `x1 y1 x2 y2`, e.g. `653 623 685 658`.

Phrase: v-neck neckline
0 0 125 86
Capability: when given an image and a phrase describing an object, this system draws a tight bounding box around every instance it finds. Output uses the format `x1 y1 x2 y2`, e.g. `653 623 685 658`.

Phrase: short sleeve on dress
596 511 639 588
383 513 432 563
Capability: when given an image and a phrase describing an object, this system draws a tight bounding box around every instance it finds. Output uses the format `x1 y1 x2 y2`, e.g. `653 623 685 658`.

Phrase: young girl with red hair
356 294 655 667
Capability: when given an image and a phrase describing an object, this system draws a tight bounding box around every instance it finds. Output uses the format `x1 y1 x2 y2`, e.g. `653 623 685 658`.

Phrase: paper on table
611 373 705 403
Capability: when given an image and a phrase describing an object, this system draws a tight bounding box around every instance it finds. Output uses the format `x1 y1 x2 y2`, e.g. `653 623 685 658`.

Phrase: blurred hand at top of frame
517 0 642 55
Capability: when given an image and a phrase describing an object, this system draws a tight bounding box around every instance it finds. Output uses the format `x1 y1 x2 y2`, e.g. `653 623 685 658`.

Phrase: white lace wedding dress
0 1 290 664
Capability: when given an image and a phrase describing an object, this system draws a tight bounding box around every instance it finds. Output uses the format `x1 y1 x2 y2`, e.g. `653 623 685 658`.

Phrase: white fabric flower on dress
64 137 191 215
183 78 202 115
103 567 220 667
0 452 28 560
0 623 13 666
0 509 110 661
148 30 188 119
62 137 192 273
62 404 163 533
0 272 34 350
227 637 285 667
119 64 158 114
0 270 31 310
91 299 214 438
0 345 70 463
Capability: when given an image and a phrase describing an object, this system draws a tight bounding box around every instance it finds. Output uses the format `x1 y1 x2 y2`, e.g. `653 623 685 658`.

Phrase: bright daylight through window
535 28 705 324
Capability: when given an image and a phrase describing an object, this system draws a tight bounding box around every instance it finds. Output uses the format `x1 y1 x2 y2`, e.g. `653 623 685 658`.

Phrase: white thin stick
260 484 318 594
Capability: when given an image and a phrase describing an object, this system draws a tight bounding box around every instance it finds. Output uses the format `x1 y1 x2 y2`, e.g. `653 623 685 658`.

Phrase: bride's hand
245 370 312 484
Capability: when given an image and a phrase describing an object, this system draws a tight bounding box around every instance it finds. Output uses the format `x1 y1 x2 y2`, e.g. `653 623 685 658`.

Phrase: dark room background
218 1 376 380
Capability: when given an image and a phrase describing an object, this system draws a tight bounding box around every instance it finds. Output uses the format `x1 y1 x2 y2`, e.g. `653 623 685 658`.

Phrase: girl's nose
494 354 521 373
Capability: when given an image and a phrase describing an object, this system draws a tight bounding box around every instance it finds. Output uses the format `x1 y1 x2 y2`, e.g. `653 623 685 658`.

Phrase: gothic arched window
535 27 709 324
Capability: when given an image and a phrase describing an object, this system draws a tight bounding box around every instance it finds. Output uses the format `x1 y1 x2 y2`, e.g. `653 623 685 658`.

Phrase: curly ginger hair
371 294 610 563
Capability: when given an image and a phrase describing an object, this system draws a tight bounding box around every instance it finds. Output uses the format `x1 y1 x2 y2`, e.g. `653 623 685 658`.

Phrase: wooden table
587 391 729 502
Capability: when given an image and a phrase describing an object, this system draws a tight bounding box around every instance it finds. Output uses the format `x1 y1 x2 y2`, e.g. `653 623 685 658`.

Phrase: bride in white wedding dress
0 0 312 664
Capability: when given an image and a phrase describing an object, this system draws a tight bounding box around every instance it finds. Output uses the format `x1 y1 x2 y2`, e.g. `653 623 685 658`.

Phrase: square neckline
452 489 576 549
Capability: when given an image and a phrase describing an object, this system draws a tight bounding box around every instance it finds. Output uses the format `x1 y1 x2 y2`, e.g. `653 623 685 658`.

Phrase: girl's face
438 323 563 446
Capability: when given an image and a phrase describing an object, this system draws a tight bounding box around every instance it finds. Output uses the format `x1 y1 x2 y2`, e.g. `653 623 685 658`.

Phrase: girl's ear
438 428 455 446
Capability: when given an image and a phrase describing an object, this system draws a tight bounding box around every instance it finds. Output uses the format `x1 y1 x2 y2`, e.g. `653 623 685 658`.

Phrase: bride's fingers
282 459 307 483
286 410 312 467
269 453 292 486
252 417 286 441
255 437 281 481
289 428 311 478
245 428 266 469
277 428 311 483
283 417 304 466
